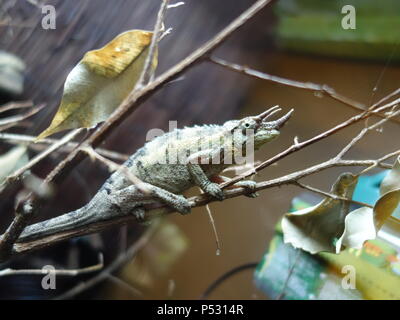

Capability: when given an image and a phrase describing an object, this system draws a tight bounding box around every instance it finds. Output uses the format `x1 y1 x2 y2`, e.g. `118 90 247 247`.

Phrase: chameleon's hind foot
132 207 153 225
235 180 259 198
132 207 146 221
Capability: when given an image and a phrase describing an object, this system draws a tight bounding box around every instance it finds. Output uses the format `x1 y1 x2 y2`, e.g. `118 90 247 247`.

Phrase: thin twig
0 120 32 132
209 56 400 125
293 181 373 208
0 129 83 193
167 2 184 9
0 104 45 126
0 101 33 113
0 253 103 277
359 148 400 175
0 132 129 162
200 189 221 256
371 88 400 109
335 108 400 159
83 146 149 194
135 0 169 89
276 249 300 300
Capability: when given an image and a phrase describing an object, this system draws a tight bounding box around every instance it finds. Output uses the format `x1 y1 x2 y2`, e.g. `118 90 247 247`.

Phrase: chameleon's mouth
255 106 294 130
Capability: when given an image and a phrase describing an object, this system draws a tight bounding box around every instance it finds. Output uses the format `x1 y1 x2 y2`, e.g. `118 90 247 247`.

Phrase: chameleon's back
126 124 228 194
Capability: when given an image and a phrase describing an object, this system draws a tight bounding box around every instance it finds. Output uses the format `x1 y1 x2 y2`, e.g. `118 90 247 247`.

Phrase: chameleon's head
226 106 293 151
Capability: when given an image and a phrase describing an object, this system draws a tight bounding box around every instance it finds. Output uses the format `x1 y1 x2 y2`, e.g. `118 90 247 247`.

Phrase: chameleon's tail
18 191 110 242
18 205 90 242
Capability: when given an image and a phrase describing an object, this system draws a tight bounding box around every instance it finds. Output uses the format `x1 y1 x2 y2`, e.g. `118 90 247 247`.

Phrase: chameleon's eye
244 122 250 128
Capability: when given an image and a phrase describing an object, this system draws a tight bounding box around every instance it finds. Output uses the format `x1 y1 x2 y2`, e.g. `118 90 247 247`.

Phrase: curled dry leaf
380 156 400 196
36 30 157 141
283 157 400 255
282 173 358 254
335 207 376 254
375 156 400 228
337 158 400 251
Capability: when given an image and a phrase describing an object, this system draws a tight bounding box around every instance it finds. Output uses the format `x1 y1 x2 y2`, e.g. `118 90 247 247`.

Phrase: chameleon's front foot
173 195 192 215
203 182 225 201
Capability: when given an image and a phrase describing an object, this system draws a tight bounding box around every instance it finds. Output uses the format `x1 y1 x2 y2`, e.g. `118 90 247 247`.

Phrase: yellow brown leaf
36 30 157 141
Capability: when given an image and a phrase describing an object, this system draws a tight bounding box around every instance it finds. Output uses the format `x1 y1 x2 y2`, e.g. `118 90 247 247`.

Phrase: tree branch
8 154 393 257
0 132 129 162
0 253 103 277
0 129 83 193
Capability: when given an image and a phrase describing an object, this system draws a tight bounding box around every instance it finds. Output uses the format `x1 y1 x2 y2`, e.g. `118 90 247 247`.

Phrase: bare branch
0 101 33 113
293 181 373 208
0 253 103 277
209 56 400 125
167 2 184 9
7 155 393 257
82 146 149 194
0 103 45 127
135 0 170 89
276 249 300 300
200 188 221 256
0 132 129 162
371 88 400 109
0 129 83 193
335 108 400 159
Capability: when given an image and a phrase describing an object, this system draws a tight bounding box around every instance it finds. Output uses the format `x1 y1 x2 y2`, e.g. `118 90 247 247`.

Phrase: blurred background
0 0 399 299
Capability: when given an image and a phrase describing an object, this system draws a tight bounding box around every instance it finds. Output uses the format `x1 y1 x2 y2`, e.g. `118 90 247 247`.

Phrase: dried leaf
0 145 29 183
335 207 376 254
36 30 157 140
374 189 400 229
374 156 400 228
282 173 358 254
283 158 400 255
380 156 400 196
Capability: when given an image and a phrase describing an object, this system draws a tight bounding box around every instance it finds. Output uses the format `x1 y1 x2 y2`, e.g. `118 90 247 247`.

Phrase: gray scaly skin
19 106 293 242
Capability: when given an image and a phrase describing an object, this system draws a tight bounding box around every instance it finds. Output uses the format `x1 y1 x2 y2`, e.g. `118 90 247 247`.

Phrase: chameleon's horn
255 105 281 122
266 108 294 129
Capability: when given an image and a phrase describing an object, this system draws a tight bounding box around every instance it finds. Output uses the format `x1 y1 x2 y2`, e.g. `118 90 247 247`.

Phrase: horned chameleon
19 106 293 241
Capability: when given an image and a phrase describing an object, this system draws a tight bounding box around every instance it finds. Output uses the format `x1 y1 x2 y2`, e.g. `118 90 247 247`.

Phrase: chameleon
18 106 293 242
